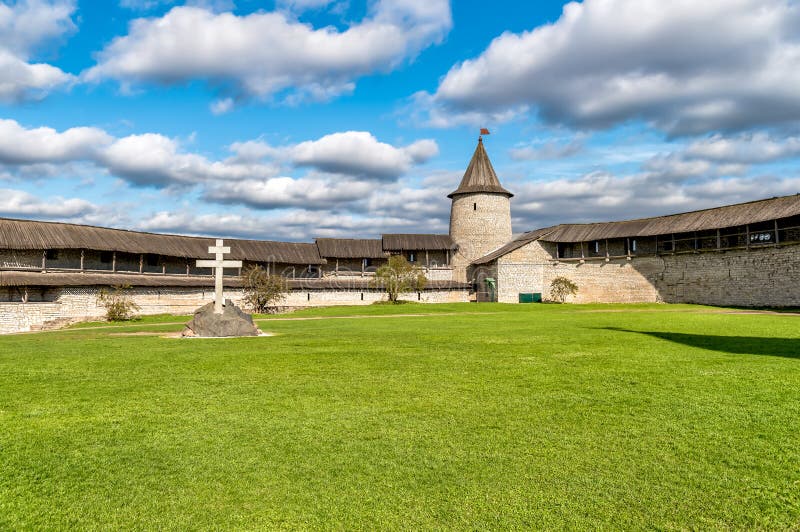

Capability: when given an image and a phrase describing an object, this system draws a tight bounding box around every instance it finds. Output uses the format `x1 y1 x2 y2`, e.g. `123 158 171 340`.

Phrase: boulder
182 299 260 337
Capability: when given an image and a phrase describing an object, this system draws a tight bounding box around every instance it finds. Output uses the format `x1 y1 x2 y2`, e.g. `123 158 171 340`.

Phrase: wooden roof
448 138 513 198
382 234 454 251
315 238 385 259
0 270 469 290
472 227 558 265
473 194 800 264
0 218 325 264
539 194 800 243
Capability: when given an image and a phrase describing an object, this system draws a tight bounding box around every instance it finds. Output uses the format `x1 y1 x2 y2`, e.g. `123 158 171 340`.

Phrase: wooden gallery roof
539 194 800 243
382 234 454 251
315 238 385 259
0 218 326 264
474 194 800 264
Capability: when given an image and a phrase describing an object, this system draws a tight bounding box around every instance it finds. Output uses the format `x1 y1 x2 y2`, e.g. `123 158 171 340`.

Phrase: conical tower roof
448 137 513 199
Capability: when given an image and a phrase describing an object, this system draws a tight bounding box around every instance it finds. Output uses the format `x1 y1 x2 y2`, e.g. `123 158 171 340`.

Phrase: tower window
473 202 477 211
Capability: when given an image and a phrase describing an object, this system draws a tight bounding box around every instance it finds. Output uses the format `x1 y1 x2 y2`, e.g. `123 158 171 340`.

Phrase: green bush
97 285 141 322
550 277 578 303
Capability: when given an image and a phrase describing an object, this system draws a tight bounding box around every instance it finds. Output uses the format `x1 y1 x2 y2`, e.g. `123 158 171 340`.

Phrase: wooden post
112 252 116 272
139 254 144 274
716 229 721 250
775 219 780 245
580 242 585 259
605 239 609 259
335 258 339 275
425 250 429 267
162 262 166 275
186 260 190 276
671 234 675 253
693 232 698 252
746 224 750 249
626 238 631 258
80 249 85 271
361 259 365 277
41 250 46 272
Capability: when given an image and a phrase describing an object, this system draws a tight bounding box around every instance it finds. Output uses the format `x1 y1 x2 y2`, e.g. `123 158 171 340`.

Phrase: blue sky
2 0 800 240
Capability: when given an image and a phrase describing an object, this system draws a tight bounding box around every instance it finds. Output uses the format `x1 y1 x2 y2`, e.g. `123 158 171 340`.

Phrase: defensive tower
448 136 513 281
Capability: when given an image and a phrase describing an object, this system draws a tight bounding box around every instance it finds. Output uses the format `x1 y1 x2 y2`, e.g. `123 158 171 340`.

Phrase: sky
2 0 800 241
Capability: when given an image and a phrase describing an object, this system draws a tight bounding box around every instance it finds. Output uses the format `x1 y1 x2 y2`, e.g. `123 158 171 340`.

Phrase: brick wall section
491 239 800 306
449 193 512 282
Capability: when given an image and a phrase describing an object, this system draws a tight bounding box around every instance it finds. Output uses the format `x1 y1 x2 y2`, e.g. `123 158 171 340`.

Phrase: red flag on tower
480 128 490 135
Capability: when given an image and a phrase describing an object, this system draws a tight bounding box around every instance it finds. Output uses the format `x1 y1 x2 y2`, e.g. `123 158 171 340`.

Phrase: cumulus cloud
0 118 111 164
0 188 100 219
86 1 452 106
509 136 585 161
229 131 438 180
99 133 280 187
428 0 800 135
685 133 800 164
0 0 76 101
290 131 437 179
203 175 373 209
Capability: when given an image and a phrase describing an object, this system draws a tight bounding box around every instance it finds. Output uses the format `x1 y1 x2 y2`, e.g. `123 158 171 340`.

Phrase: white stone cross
196 239 242 314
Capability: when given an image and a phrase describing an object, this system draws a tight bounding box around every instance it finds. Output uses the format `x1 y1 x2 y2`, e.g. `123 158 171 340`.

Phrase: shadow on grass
602 328 800 359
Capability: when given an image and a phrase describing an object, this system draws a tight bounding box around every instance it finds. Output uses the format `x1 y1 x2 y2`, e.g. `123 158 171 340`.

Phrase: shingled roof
448 138 513 199
0 218 325 264
472 227 558 265
473 194 800 264
539 194 800 242
315 238 385 259
382 234 454 251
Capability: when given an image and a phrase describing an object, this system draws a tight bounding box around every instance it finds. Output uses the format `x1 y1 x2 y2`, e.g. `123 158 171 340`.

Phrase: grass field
1 303 799 529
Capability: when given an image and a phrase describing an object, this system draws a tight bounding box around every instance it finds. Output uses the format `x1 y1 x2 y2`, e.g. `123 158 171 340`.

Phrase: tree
241 265 289 313
97 285 140 321
550 276 578 303
371 255 427 303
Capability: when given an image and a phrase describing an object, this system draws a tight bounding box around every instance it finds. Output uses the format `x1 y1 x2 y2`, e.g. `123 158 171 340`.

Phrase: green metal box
519 293 543 303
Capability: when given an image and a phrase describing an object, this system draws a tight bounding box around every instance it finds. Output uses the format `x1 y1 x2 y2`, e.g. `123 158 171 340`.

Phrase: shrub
97 285 141 322
550 277 578 303
241 265 289 313
371 255 427 303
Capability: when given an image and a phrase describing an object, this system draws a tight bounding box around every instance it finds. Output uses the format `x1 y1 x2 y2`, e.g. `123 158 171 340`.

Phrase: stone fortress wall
488 239 800 307
0 284 470 334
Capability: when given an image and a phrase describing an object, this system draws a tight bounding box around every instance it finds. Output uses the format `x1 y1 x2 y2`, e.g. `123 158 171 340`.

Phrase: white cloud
510 137 585 161
86 1 451 106
429 0 800 135
0 0 75 102
0 118 111 164
685 133 800 164
203 175 373 209
209 97 234 115
290 131 438 179
100 133 280 187
229 131 438 180
0 188 100 219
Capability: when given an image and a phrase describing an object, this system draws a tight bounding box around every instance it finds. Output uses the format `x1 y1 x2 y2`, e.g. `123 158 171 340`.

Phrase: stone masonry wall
494 239 800 306
0 285 469 334
449 193 512 282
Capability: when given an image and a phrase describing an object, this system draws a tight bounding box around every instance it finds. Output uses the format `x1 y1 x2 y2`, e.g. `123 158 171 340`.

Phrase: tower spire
447 136 513 199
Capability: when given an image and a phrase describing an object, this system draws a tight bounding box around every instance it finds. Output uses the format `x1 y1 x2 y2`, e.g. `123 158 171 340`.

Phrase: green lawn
1 303 799 529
